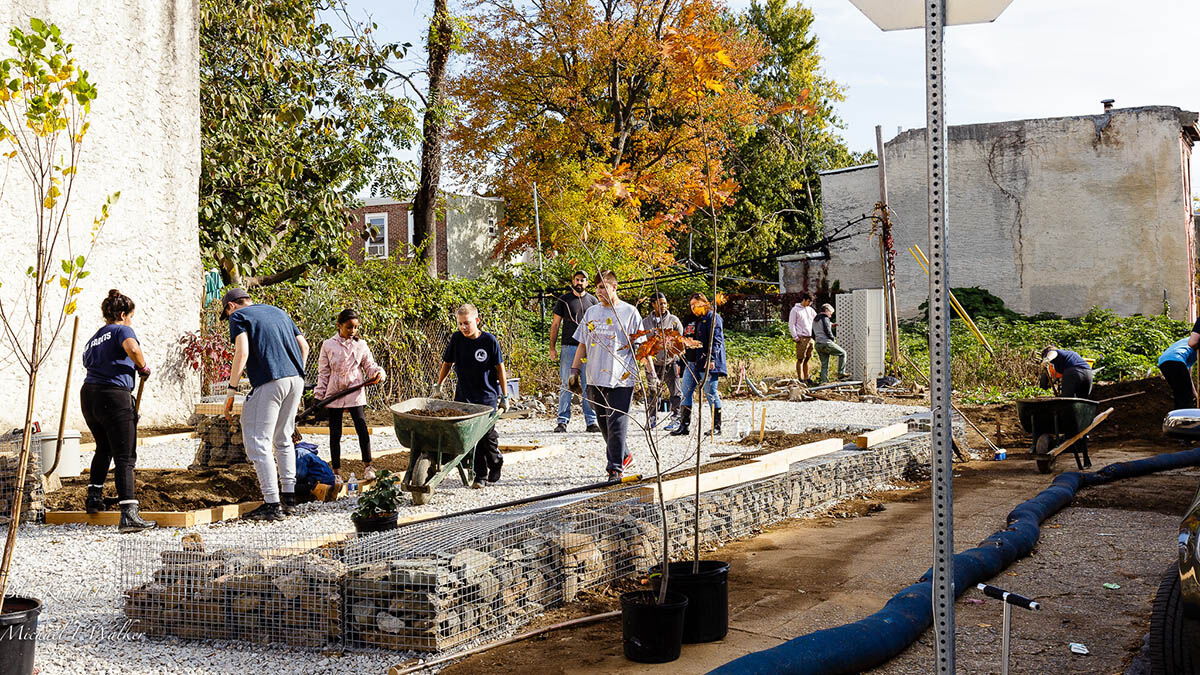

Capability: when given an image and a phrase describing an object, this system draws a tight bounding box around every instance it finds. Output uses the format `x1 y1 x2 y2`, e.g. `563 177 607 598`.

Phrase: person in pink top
315 309 386 480
788 292 817 383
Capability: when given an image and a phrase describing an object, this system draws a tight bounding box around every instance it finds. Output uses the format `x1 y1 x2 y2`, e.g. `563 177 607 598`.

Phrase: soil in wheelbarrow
404 408 470 418
957 376 1173 451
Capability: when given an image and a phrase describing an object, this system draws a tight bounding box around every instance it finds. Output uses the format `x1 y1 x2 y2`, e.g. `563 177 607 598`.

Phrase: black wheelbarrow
390 398 499 505
1015 397 1113 474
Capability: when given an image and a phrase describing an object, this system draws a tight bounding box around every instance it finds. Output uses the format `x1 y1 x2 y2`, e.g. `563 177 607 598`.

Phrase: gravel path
22 398 923 674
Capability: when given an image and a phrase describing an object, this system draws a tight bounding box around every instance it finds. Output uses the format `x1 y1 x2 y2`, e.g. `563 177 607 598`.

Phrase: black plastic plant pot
621 590 688 663
652 560 731 643
352 512 398 534
0 596 41 675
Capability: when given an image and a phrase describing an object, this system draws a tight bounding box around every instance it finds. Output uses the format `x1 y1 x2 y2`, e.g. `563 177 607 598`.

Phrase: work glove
498 396 511 413
568 367 581 394
137 365 152 379
223 392 236 422
428 383 444 399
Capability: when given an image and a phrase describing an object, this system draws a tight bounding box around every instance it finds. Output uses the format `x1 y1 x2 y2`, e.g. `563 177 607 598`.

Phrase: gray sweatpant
240 375 303 503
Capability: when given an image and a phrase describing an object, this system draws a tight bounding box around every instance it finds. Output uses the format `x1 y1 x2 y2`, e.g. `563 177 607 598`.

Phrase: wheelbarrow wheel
1034 434 1055 473
410 454 433 505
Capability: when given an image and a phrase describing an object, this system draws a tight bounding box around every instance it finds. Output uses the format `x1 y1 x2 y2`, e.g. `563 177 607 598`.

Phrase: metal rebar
1001 601 1011 675
925 0 956 671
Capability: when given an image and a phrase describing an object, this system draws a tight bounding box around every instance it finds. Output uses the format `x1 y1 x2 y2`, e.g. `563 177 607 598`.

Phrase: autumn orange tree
448 0 763 265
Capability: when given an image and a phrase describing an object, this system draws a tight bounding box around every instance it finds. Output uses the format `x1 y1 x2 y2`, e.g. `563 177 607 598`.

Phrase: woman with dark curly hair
79 289 155 533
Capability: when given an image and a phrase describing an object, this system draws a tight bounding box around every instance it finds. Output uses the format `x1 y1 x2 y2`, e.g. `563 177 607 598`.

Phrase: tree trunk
412 0 453 278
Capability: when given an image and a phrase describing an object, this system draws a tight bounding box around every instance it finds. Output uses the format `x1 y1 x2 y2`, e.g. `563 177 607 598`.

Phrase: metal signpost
847 1 1014 671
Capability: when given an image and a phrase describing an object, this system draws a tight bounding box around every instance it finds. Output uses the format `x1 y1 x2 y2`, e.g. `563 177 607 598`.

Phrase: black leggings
1160 361 1196 409
328 406 371 470
80 383 138 501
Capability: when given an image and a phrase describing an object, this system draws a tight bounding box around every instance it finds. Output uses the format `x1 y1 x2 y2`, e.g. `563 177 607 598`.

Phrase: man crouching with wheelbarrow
432 304 510 489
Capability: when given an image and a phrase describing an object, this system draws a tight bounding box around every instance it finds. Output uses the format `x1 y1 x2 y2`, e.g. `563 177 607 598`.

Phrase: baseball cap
219 288 251 320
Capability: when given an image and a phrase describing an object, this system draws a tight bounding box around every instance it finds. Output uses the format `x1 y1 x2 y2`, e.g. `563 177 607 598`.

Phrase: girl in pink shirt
315 309 386 480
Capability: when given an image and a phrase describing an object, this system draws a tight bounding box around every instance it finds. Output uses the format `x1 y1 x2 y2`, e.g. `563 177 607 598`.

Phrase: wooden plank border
855 422 909 449
45 501 263 527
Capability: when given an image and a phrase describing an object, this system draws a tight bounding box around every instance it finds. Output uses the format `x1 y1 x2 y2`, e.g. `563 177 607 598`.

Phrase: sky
343 0 1198 190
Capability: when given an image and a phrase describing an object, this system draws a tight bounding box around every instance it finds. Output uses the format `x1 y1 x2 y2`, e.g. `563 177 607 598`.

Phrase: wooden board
295 426 374 436
654 459 789 502
759 438 844 466
499 442 541 451
855 422 910 449
194 402 243 416
45 501 263 527
504 444 565 464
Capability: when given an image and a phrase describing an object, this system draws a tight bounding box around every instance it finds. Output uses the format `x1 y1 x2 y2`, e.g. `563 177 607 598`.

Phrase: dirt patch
739 430 851 450
957 376 1174 452
438 439 1189 674
654 458 756 482
299 408 393 427
47 451 413 511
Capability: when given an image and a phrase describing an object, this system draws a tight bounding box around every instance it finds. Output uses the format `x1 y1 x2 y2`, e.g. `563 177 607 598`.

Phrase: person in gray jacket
812 303 847 383
641 292 683 429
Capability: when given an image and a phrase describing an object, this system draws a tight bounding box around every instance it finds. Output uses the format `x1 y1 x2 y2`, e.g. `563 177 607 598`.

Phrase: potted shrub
0 19 115 674
351 469 402 533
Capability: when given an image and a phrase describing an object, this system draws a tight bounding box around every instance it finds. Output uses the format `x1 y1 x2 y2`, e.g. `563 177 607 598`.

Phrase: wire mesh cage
116 431 934 655
0 434 45 525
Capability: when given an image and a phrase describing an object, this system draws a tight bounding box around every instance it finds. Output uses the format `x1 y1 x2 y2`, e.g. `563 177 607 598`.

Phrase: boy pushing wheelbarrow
431 304 511 489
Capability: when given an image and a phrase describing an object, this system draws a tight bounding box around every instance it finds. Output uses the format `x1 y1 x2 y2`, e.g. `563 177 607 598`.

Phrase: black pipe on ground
708 447 1200 675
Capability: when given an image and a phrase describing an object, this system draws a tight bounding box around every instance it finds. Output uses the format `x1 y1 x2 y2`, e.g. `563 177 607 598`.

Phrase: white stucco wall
822 106 1197 320
445 194 506 278
0 2 200 429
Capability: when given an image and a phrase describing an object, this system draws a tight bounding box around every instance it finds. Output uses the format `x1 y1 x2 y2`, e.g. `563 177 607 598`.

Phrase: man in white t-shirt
569 270 654 479
788 292 817 383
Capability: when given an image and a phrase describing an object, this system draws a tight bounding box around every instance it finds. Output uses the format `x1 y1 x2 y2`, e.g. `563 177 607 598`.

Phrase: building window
487 217 497 236
365 213 388 258
407 209 414 257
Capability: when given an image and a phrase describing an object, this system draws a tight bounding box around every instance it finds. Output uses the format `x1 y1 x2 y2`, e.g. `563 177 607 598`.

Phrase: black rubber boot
85 485 104 514
281 492 296 516
242 502 283 522
670 406 691 436
118 501 157 533
713 407 722 436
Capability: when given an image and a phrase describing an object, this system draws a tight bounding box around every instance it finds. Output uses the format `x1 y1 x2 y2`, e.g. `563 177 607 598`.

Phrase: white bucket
33 430 81 478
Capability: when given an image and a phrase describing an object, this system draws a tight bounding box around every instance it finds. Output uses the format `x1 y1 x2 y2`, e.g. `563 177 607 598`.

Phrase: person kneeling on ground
1158 333 1198 410
1038 346 1093 398
315 308 385 482
812 303 847 384
80 289 156 533
433 304 510 489
293 431 336 502
672 293 727 438
570 270 652 479
222 288 309 521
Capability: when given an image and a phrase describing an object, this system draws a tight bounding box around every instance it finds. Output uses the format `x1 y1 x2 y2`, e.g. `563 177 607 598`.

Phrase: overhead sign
847 0 1014 31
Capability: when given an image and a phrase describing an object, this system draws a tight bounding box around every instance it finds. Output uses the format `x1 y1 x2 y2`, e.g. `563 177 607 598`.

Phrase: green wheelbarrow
390 398 499 505
1015 397 1113 474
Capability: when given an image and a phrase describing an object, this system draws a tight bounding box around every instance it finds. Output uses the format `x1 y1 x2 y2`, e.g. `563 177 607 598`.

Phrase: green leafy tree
200 0 420 287
0 18 117 605
684 0 871 282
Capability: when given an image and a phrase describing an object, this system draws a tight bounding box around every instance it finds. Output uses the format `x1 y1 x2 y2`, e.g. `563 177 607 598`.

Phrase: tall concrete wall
822 106 1198 320
0 2 201 428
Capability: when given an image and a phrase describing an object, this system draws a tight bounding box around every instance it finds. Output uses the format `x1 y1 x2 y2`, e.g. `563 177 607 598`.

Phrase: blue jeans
558 344 596 425
679 363 721 409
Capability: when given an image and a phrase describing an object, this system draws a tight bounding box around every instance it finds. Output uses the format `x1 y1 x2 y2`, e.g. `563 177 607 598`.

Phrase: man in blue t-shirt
220 288 309 521
433 304 510 488
1039 346 1093 398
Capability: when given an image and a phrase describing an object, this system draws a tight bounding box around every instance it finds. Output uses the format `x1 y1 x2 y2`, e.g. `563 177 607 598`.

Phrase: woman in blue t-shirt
79 289 155 533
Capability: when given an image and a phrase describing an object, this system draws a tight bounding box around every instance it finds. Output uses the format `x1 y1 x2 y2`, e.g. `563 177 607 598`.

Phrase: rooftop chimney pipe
1102 99 1115 112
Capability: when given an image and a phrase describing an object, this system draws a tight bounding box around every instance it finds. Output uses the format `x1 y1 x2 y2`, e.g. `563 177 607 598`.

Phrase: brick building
346 194 509 278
